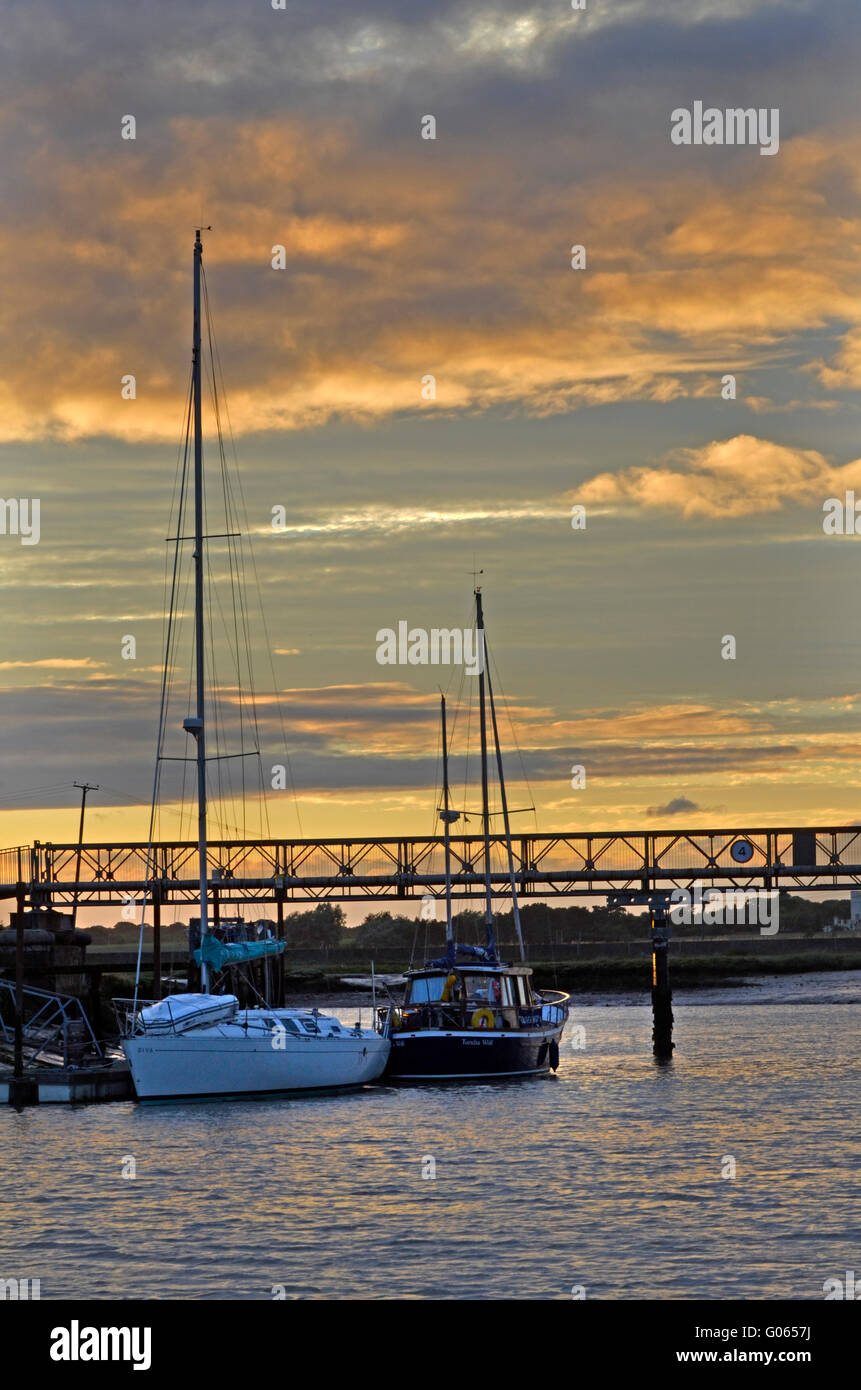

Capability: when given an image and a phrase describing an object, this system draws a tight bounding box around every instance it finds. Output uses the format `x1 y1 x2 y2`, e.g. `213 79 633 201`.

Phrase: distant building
828 906 861 934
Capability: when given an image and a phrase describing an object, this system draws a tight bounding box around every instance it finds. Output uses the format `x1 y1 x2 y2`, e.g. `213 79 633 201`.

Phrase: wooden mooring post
650 901 674 1061
9 882 37 1106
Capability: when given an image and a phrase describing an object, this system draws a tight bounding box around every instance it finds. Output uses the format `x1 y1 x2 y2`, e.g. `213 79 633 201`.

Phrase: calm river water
2 971 858 1300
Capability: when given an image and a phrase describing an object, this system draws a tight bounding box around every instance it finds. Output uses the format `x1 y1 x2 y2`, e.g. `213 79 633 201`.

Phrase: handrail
0 980 102 1066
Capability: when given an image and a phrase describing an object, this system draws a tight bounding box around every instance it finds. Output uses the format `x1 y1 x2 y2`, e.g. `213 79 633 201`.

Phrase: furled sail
193 936 286 972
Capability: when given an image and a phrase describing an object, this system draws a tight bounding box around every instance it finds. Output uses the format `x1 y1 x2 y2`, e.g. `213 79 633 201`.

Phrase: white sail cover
139 993 238 1035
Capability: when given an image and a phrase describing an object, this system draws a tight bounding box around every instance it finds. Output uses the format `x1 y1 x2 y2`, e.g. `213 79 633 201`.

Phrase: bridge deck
1 827 858 905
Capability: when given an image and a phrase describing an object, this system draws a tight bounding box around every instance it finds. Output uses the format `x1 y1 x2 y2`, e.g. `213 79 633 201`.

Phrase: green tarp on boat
193 936 286 972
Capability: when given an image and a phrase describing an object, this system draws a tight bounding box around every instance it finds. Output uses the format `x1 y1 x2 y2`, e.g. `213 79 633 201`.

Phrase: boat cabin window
463 974 502 1002
471 976 514 1005
407 975 447 1005
512 976 528 1007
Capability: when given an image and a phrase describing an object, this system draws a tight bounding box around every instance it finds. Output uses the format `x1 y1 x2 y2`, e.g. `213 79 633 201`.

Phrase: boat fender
441 973 457 1003
491 978 502 1003
470 1008 494 1030
549 1040 560 1071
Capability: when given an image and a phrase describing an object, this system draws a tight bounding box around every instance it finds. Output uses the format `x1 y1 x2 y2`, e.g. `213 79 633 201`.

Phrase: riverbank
278 948 861 1000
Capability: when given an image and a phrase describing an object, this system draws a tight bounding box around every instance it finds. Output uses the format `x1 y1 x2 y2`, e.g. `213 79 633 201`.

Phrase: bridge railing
3 828 861 905
0 845 29 888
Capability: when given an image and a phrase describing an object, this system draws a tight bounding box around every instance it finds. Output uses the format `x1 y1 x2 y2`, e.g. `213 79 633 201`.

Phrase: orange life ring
470 1008 494 1030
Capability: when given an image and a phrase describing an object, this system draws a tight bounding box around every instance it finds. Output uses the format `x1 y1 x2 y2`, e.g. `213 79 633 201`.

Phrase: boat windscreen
407 975 447 1004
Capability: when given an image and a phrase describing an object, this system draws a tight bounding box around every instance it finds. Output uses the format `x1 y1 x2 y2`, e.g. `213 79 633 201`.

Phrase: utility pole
71 782 99 931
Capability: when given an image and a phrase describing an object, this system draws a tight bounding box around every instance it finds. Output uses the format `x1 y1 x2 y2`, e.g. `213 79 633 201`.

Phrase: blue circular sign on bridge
730 838 754 864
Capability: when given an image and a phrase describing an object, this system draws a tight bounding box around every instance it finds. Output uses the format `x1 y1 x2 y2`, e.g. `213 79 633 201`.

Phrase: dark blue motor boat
381 587 569 1081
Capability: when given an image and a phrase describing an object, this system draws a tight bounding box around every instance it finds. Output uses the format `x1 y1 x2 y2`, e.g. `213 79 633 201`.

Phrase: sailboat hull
123 1031 390 1100
386 1023 563 1081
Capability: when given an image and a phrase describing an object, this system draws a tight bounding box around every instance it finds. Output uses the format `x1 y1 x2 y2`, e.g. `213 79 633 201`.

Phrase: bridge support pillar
275 889 285 1006
152 889 161 1001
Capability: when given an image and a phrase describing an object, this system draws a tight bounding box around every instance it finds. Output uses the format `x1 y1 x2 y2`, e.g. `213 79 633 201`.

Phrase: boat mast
475 588 496 959
486 658 526 962
185 229 210 991
440 694 456 951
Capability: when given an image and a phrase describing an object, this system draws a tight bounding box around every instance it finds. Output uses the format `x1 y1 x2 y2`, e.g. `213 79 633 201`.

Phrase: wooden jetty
0 1061 132 1104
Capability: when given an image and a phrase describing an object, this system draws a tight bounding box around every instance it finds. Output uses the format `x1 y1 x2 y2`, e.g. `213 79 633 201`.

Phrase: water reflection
0 974 857 1300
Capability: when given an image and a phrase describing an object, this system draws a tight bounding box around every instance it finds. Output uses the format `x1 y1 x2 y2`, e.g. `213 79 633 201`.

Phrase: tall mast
440 694 456 951
486 659 526 961
475 588 496 959
184 229 210 990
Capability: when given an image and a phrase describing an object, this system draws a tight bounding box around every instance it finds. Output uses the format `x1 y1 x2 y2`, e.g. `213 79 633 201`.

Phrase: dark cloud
646 795 700 817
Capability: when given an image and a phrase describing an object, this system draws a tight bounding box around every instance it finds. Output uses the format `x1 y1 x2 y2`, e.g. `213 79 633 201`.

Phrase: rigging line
174 559 197 846
429 693 443 840
203 285 301 838
169 512 197 844
456 648 472 829
202 454 242 843
486 640 538 836
203 269 268 843
203 278 247 822
154 389 193 819
160 363 195 731
133 369 194 1010
160 386 195 848
224 476 267 841
215 467 268 843
205 617 230 842
203 587 264 839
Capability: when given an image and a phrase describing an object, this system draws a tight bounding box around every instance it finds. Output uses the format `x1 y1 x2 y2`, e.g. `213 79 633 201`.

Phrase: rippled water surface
2 972 858 1300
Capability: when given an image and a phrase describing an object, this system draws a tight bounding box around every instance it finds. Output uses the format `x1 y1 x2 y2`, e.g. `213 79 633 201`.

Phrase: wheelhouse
398 964 548 1033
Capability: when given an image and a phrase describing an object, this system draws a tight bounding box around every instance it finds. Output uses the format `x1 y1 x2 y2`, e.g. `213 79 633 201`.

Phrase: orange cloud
0 658 106 671
578 434 861 519
3 120 861 443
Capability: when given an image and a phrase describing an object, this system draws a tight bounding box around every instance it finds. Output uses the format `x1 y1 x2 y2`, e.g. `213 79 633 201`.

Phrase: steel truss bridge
1 826 860 911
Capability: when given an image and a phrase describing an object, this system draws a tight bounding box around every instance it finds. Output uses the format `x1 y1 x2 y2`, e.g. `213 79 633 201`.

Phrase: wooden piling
14 898 24 1081
10 886 36 1106
650 904 674 1061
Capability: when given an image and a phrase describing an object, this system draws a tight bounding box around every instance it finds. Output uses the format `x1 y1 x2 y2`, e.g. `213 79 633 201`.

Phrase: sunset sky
2 0 861 857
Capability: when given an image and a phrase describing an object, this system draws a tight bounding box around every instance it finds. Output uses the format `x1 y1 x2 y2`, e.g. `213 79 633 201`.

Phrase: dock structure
0 1064 132 1105
0 977 132 1105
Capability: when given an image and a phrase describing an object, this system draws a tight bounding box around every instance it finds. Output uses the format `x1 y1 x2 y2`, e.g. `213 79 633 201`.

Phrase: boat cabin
397 964 545 1033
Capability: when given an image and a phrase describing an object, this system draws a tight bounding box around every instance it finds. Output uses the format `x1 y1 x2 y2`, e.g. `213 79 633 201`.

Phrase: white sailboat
122 995 390 1101
120 232 389 1099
